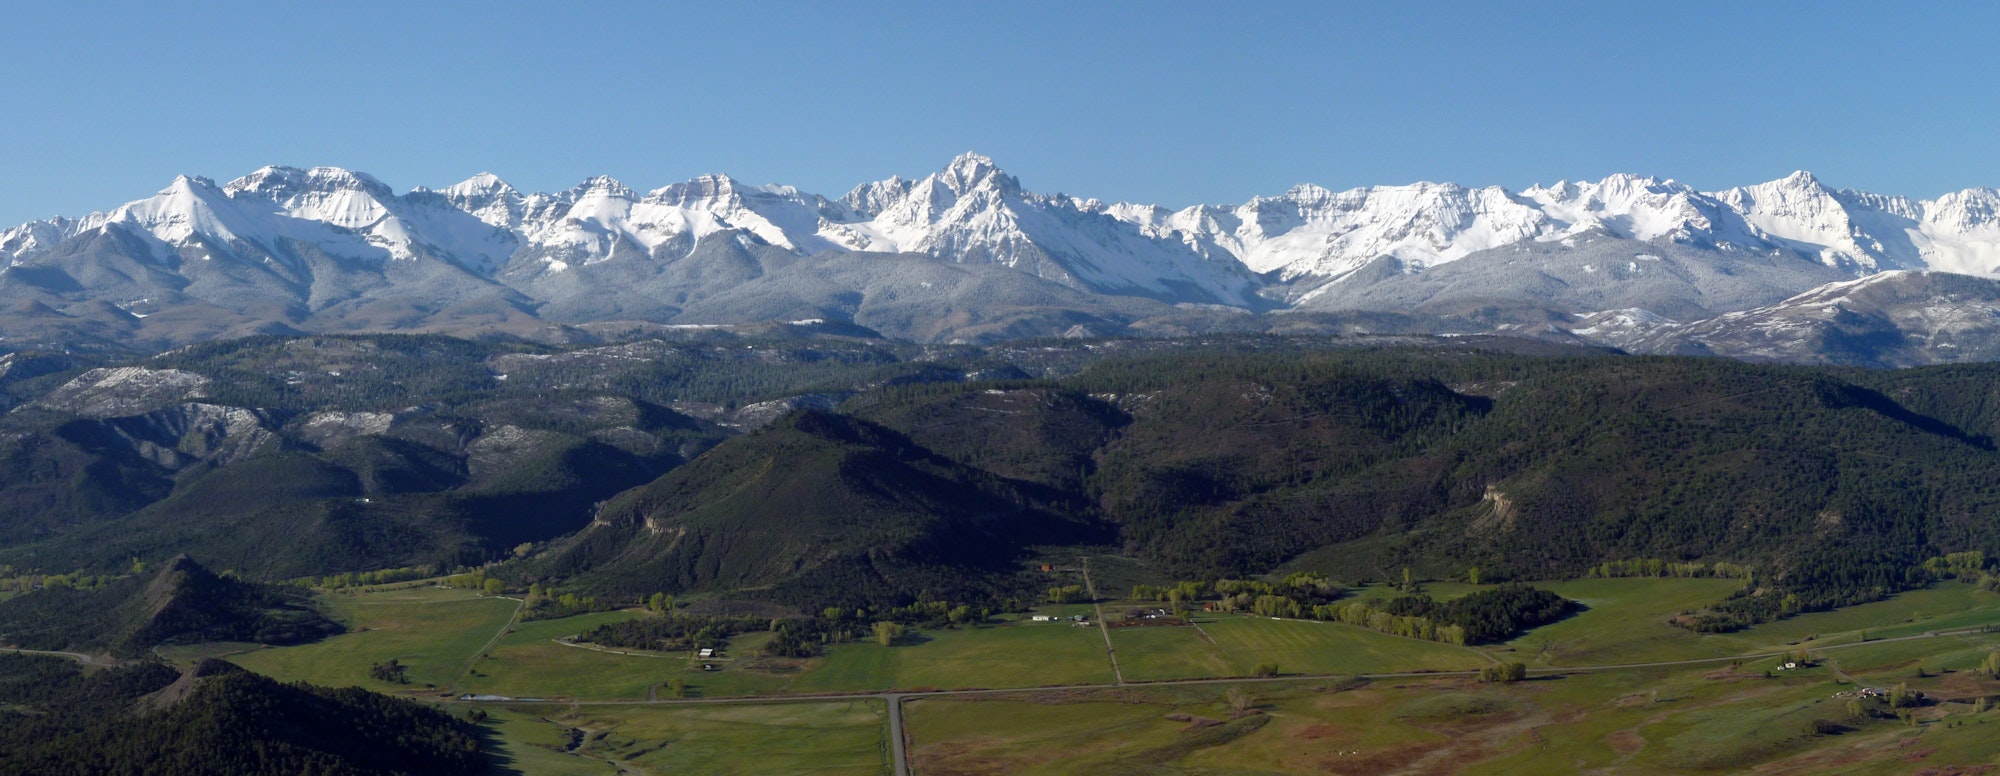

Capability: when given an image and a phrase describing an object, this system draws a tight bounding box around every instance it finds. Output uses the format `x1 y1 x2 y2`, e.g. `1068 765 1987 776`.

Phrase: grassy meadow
906 653 2000 775
790 620 1117 693
1110 616 1489 681
227 585 518 692
199 574 2000 775
489 701 889 775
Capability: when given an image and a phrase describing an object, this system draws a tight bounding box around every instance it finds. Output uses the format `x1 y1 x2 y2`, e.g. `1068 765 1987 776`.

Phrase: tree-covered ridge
0 556 339 656
140 332 933 413
528 409 1106 608
10 332 2000 631
441 340 2000 621
0 655 481 776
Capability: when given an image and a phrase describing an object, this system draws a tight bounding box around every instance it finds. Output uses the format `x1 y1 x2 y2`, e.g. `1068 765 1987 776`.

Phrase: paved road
885 694 910 776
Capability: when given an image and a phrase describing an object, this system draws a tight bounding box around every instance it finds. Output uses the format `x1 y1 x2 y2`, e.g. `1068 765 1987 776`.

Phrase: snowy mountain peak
567 176 635 201
840 176 912 217
111 174 244 250
441 172 517 199
224 166 392 199
649 173 747 205
163 174 222 195
15 157 2000 320
936 152 1020 197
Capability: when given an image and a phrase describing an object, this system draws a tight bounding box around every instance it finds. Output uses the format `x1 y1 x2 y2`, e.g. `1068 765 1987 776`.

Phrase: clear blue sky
3 1 1996 225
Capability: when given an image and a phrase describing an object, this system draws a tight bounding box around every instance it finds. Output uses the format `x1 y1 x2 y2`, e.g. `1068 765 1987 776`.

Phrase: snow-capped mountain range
7 152 2000 362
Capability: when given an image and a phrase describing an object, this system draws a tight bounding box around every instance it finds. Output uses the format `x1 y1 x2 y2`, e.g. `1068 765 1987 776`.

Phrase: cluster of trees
828 599 999 629
1131 573 1344 612
578 595 1010 659
1377 586 1575 644
578 613 757 653
1125 573 1560 646
1480 662 1528 683
1923 551 2000 591
521 583 615 620
583 613 872 659
747 615 936 657
762 618 856 657
0 568 123 595
369 659 408 684
443 570 506 596
1585 559 1754 580
1309 600 1472 645
1046 585 1089 604
317 565 434 590
1681 551 1998 633
1295 585 1570 646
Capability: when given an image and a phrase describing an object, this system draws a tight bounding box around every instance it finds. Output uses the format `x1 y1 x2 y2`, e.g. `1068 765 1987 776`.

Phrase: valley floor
185 575 2000 775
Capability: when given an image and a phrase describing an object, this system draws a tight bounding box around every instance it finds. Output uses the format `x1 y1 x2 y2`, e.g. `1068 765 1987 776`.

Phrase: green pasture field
789 621 1116 693
228 586 518 692
1493 577 1748 666
457 610 684 700
1495 580 2000 669
1109 616 1488 682
197 576 2000 773
223 576 2000 709
483 709 617 776
1744 583 2000 647
1816 629 2000 679
491 701 889 775
907 643 2000 776
459 616 1116 699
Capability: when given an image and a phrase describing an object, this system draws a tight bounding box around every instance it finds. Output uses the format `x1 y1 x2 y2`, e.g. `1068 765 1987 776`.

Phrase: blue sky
3 1 1996 225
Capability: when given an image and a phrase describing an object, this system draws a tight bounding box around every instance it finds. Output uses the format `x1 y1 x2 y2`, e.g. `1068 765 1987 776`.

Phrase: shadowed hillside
0 556 338 656
534 410 1107 607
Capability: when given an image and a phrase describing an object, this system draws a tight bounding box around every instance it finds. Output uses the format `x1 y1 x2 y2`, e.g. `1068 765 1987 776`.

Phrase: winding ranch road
0 646 122 667
456 622 1999 775
1080 558 1124 685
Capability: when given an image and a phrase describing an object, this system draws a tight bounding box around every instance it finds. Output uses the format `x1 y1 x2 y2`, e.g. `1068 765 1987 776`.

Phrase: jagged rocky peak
565 175 636 201
1715 170 1839 214
649 173 825 211
14 155 2000 348
444 171 516 197
865 153 1033 230
651 172 745 205
841 175 913 217
223 166 394 199
103 174 244 247
933 152 1021 197
1925 187 2000 229
163 174 223 194
413 172 525 231
425 172 521 205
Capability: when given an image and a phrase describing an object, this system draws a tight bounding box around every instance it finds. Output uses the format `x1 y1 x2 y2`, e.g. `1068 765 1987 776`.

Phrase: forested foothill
5 331 2000 638
0 654 482 775
0 555 338 656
